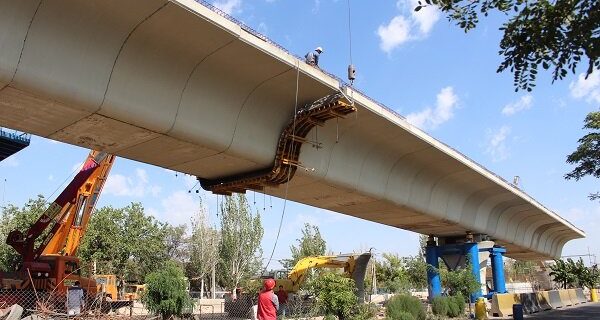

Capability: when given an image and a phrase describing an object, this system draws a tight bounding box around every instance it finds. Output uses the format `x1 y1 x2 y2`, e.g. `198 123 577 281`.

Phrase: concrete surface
0 0 584 259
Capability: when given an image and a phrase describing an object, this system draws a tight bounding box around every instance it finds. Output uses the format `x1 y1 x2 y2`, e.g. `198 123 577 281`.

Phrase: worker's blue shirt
305 51 320 66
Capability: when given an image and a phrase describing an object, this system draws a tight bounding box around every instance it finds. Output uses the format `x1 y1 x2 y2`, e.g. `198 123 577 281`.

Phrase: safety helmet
264 278 276 291
315 47 323 53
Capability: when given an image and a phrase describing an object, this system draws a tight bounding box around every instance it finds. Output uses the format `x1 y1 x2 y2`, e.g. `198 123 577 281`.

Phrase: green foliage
450 294 465 314
566 111 600 201
404 257 428 290
430 296 448 316
375 253 410 293
79 203 169 282
441 267 480 298
350 303 378 320
0 196 46 271
389 311 415 320
282 223 326 269
218 194 263 295
324 315 338 320
446 298 461 317
385 294 425 320
550 258 599 289
415 0 599 92
187 200 220 291
311 272 357 320
142 261 192 319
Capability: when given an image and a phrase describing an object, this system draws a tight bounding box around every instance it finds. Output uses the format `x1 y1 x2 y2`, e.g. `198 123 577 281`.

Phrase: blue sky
1 0 599 268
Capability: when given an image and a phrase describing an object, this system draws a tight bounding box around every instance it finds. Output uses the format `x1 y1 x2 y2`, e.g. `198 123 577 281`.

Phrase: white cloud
406 86 459 129
212 0 242 15
377 16 412 53
147 190 200 226
485 125 511 162
502 95 533 116
377 0 440 53
104 168 161 197
569 72 600 103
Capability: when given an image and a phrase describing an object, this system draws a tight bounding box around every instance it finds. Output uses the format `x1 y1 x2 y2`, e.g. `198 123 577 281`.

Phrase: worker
257 279 279 320
275 285 288 316
66 281 85 315
305 47 323 67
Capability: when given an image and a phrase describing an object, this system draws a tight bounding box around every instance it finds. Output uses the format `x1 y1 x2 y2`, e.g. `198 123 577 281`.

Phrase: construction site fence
0 290 319 319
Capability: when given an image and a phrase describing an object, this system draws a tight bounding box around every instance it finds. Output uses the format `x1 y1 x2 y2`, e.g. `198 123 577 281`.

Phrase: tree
416 0 599 92
164 224 188 265
311 272 357 320
187 199 220 298
375 253 410 293
282 223 327 269
217 194 263 297
565 111 600 201
142 261 193 319
404 256 428 290
79 203 169 282
549 258 578 288
0 196 47 272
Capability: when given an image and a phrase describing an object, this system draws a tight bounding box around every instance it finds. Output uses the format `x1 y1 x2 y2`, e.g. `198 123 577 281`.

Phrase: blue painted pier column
490 246 507 294
425 238 441 300
466 242 482 301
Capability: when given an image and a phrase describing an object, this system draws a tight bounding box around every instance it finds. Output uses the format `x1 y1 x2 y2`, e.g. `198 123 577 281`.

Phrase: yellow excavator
225 252 371 317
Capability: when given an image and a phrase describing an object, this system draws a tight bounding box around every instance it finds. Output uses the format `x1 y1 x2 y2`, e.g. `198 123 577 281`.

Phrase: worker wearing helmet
305 47 323 67
257 278 279 320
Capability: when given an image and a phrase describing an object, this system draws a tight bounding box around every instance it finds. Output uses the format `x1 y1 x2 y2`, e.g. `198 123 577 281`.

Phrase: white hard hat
315 47 323 53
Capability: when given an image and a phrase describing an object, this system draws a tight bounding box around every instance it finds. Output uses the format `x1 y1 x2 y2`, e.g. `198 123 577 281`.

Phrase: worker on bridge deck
305 47 323 67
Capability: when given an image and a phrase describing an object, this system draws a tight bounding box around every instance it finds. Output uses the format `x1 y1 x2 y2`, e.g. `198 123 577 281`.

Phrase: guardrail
0 128 30 144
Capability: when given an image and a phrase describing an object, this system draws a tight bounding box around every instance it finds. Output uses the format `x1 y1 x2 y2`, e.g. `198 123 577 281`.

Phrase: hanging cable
346 0 356 85
264 62 301 271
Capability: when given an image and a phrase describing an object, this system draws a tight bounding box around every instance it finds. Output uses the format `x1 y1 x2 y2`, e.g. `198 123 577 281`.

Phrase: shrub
385 294 425 320
142 261 192 319
351 303 378 320
324 314 338 320
312 272 357 320
430 297 448 316
451 294 465 315
390 311 415 320
446 299 460 318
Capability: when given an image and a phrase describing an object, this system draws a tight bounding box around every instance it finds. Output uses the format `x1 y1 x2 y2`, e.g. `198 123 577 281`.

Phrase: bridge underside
0 0 584 260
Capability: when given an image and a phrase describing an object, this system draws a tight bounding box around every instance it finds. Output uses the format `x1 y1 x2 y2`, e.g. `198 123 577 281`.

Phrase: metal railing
0 128 31 144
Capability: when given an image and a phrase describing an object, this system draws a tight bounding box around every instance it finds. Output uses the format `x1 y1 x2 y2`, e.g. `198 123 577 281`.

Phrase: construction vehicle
225 252 371 317
0 151 122 310
93 274 146 301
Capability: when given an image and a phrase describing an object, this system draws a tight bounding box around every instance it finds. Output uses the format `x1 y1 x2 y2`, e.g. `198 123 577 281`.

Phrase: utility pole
211 264 216 299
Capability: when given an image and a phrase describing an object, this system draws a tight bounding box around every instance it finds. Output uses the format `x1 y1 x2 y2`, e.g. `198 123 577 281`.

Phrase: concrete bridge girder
0 0 584 260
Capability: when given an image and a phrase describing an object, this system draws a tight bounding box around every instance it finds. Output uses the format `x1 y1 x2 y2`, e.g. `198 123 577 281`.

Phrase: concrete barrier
547 290 564 308
491 293 520 317
567 288 579 305
536 291 552 311
520 293 540 314
559 289 573 307
575 288 587 304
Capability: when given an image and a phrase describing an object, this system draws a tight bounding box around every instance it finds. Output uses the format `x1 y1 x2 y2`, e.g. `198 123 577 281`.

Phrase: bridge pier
425 234 507 302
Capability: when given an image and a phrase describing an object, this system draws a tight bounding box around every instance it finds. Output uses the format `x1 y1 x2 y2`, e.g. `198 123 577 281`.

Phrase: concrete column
467 242 483 301
490 247 507 294
426 238 441 300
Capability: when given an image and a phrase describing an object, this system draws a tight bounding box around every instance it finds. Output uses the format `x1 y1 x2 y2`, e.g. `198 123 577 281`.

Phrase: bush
324 314 338 320
430 297 448 316
312 272 357 320
350 303 378 320
450 294 465 315
390 311 415 320
446 299 460 318
385 294 425 320
141 261 192 319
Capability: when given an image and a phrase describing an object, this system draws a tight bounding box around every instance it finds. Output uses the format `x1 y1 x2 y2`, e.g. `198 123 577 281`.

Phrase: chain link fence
0 289 320 319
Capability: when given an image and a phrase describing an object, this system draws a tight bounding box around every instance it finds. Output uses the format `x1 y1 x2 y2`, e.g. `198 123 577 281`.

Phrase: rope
263 63 301 271
347 0 353 66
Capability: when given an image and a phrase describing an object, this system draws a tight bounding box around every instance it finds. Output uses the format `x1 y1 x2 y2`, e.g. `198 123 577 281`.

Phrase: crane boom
5 151 114 270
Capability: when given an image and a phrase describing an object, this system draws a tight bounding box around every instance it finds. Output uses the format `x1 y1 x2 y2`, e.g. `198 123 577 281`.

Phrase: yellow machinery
93 274 146 301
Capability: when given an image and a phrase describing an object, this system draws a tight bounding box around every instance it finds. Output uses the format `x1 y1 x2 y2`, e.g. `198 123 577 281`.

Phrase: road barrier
575 288 587 304
490 293 520 317
547 290 564 308
559 289 573 307
491 288 588 318
536 291 552 311
567 289 580 306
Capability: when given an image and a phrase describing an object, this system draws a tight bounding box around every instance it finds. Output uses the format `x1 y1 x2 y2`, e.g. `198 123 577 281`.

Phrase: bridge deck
0 0 584 259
